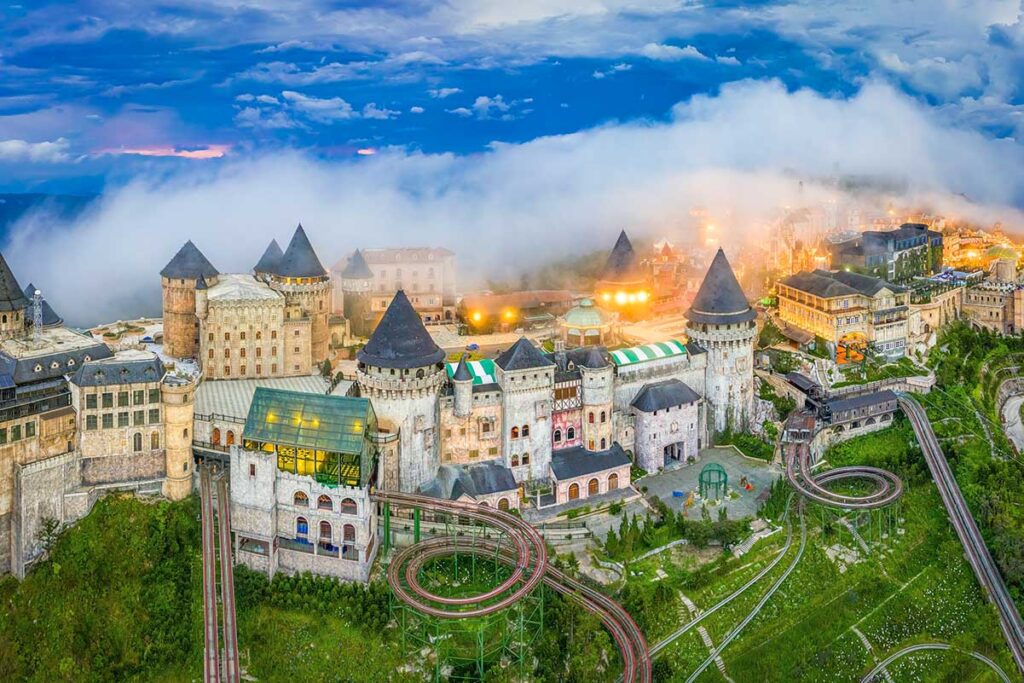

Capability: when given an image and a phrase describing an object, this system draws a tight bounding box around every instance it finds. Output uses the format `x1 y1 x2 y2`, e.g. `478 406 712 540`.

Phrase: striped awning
445 359 497 385
610 340 687 367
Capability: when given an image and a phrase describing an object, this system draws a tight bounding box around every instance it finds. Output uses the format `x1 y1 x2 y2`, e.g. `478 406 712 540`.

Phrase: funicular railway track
200 465 240 683
373 490 651 683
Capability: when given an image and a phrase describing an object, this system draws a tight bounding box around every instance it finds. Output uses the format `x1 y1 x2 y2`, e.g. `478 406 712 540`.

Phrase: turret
595 230 650 322
0 252 29 340
161 375 196 501
267 224 332 363
578 347 613 451
160 240 218 358
253 239 283 279
339 249 374 338
452 354 473 417
194 274 209 321
495 337 555 481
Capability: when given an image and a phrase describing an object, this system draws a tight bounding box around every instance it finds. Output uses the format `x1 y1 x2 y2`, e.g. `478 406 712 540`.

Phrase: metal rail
199 467 221 683
216 475 240 683
784 441 903 510
860 642 1012 683
373 490 651 683
899 395 1024 677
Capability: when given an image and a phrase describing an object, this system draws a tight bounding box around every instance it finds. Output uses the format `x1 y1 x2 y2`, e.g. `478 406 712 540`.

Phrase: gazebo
698 462 728 500
558 298 617 348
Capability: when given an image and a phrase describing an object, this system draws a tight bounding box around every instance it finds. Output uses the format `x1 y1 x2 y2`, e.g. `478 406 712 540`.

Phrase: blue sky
1 0 1020 194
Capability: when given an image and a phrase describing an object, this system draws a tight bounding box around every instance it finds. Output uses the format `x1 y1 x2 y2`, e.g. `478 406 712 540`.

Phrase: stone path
678 591 735 683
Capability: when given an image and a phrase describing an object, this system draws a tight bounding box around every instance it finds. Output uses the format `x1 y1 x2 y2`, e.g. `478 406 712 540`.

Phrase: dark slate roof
780 269 905 298
602 230 642 281
785 372 819 394
630 379 700 413
551 442 631 480
496 337 556 371
254 239 283 274
686 248 756 325
357 290 445 368
452 354 472 381
160 240 219 280
23 283 62 327
0 340 113 386
341 249 374 279
826 269 906 295
545 346 608 376
72 355 165 387
581 347 609 369
420 461 517 500
275 224 327 278
826 390 898 413
0 252 29 312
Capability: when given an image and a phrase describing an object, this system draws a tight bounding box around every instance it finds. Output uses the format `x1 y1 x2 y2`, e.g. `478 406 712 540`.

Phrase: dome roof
563 299 608 328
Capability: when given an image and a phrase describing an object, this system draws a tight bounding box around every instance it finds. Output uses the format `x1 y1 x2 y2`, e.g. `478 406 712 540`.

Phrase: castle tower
356 290 446 492
495 338 555 482
161 376 196 501
0 252 29 340
579 347 614 451
160 240 218 359
253 239 283 280
194 274 209 321
267 225 332 364
595 230 650 322
340 249 374 338
685 248 756 435
452 354 473 417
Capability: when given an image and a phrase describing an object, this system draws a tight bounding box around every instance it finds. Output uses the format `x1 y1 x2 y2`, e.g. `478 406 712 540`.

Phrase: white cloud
715 55 741 66
233 106 301 130
593 62 632 79
639 43 708 61
237 52 446 85
447 107 473 117
11 80 1024 326
281 90 356 122
362 103 400 120
409 105 425 114
473 94 511 118
429 87 462 98
0 138 71 163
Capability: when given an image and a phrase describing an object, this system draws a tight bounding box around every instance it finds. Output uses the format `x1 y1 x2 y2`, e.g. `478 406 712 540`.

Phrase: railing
278 536 314 554
193 440 230 453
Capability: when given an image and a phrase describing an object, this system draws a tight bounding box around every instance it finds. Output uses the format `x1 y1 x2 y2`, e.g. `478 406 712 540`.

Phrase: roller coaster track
899 395 1024 678
200 466 240 683
200 467 221 683
372 490 651 683
859 642 1012 683
784 439 903 510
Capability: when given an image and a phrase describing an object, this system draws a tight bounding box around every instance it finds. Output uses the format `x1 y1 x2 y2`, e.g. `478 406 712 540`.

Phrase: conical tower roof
160 240 219 280
602 230 641 281
23 283 61 326
357 290 445 369
686 248 755 325
276 224 327 278
254 239 283 275
0 253 29 312
195 274 208 291
495 337 555 371
341 249 374 279
452 354 472 381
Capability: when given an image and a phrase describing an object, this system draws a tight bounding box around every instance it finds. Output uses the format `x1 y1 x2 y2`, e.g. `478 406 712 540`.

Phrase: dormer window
50 361 60 369
67 358 75 366
84 355 91 362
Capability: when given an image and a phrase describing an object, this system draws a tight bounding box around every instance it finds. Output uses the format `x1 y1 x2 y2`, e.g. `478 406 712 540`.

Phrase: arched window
183 428 188 438
319 520 332 542
479 501 490 507
226 430 235 446
294 491 309 506
600 438 607 449
588 478 599 496
608 473 619 490
151 432 160 449
133 432 143 452
296 517 309 537
588 412 595 424
511 426 519 439
340 498 357 515
212 427 221 445
498 498 510 511
567 427 575 440
511 454 519 466
522 452 530 465
522 424 530 437
568 483 580 500
343 524 355 542
554 429 562 443
318 494 333 511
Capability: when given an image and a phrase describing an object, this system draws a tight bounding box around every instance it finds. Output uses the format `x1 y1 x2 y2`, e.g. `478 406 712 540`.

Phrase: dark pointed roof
686 248 756 325
254 239 283 274
452 354 472 382
631 379 700 413
275 224 327 278
341 249 374 279
602 230 641 281
581 347 609 369
23 283 62 327
160 240 219 280
495 337 555 372
195 274 208 291
0 253 29 312
357 290 445 369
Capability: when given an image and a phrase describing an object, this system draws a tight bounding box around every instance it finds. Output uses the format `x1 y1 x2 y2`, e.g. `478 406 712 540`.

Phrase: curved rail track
784 440 903 510
859 642 1012 683
373 490 651 683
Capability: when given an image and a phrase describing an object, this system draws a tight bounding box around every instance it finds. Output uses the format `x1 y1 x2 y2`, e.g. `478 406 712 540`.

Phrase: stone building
161 240 219 359
631 379 702 473
962 281 1022 335
336 249 374 339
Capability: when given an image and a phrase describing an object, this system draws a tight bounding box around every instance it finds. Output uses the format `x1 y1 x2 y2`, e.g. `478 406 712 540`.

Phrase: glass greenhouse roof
243 387 374 455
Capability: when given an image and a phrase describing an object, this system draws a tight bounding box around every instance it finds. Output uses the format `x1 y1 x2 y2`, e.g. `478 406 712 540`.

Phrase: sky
1 1 1024 323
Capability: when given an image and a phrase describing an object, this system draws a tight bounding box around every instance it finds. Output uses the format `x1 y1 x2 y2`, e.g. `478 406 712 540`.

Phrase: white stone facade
686 322 755 434
632 401 701 473
495 365 554 482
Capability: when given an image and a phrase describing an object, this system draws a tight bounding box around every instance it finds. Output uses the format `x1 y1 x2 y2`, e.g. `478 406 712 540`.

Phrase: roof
827 390 898 414
562 299 610 328
826 269 906 295
495 337 555 371
358 290 445 369
340 249 374 279
254 239 283 274
194 375 339 422
275 224 327 278
551 442 631 480
780 269 904 299
357 247 454 264
160 240 219 280
419 461 517 500
785 372 819 393
610 340 687 367
243 387 374 455
0 252 29 312
686 248 756 325
0 327 113 386
602 230 641 281
195 275 208 291
207 273 281 302
23 283 62 327
447 358 494 384
631 379 700 412
72 351 164 387
452 355 472 381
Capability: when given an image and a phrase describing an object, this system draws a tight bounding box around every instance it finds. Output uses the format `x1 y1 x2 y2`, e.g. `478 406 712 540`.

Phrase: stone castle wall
162 276 199 358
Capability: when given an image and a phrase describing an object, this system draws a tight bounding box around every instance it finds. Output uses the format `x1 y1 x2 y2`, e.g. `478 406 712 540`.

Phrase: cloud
234 106 302 130
715 55 741 66
447 107 473 117
639 43 709 61
10 79 1024 326
0 138 71 163
237 52 446 85
472 95 510 118
429 87 462 98
362 103 400 120
281 90 357 122
410 105 425 114
592 63 632 79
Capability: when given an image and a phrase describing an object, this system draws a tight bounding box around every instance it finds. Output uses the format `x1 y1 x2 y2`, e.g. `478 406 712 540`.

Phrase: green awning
610 340 687 367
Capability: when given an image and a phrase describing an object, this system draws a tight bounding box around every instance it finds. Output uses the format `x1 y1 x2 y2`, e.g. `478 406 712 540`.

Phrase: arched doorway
608 472 619 490
212 427 221 445
498 498 510 511
226 430 235 446
568 483 580 500
588 478 599 496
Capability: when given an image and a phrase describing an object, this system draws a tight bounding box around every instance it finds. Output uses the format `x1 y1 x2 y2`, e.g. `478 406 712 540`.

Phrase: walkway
1001 394 1024 452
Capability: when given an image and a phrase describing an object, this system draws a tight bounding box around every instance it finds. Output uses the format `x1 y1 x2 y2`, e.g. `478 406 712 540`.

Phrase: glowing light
356 147 376 156
627 293 636 303
706 223 716 231
503 309 515 321
471 311 482 323
601 293 612 302
614 291 627 305
637 291 649 303
266 412 276 423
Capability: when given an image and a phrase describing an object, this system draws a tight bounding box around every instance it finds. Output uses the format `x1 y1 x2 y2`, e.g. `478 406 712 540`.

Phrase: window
294 330 300 337
133 390 144 405
271 346 277 356
85 416 97 431
256 365 262 375
600 411 606 423
554 429 562 443
319 520 332 542
86 394 97 409
343 524 355 542
149 408 160 424
151 432 159 449
118 412 129 427
488 446 498 456
223 365 230 375
208 332 214 341
224 332 230 341
608 473 619 490
102 392 113 408
498 498 510 511
588 478 599 496
240 365 247 375
240 348 246 358
481 421 491 433
469 449 479 459
341 498 357 515
25 421 35 438
212 428 221 445
293 346 300 354
117 391 128 407
226 430 235 446
149 389 160 403
522 424 530 437
133 432 143 452
568 483 580 500
318 494 333 511
511 426 519 439
600 438 607 449
567 427 575 440
240 331 246 341
588 412 595 424
256 331 262 340
511 454 519 466
294 491 308 506
296 517 309 537
256 347 262 357
134 410 144 426
271 331 277 340
102 414 113 429
272 364 278 374
224 348 230 359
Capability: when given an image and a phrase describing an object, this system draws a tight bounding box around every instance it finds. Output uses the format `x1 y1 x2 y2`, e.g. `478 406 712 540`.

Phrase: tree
319 359 332 378
35 517 61 554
